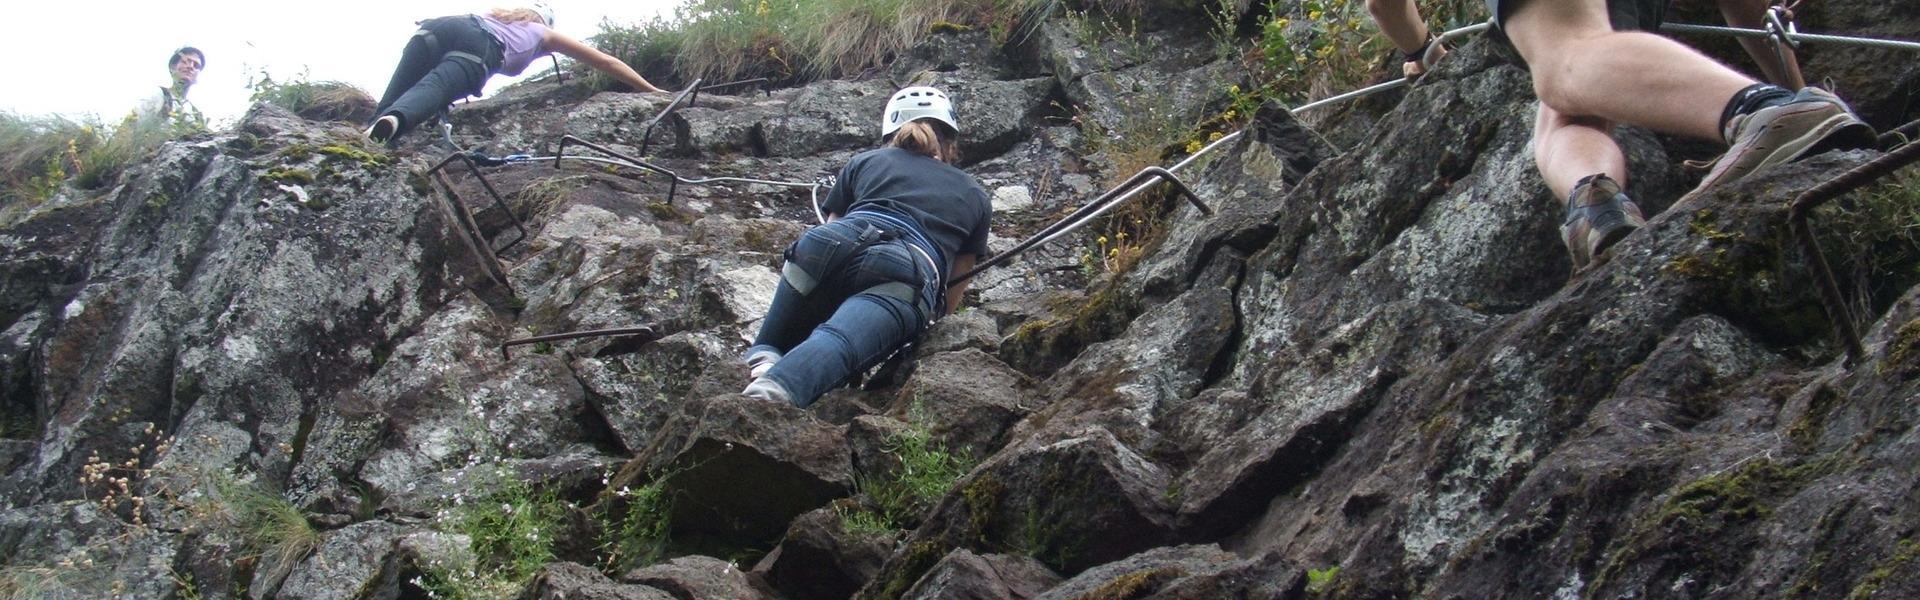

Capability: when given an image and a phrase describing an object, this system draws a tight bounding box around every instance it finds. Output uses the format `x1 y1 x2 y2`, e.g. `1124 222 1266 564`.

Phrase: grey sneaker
744 349 782 379
1694 87 1876 192
1560 174 1645 270
742 376 794 406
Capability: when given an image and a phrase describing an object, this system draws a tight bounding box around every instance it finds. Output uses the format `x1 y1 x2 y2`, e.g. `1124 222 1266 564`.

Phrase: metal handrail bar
1662 22 1920 52
952 166 1206 284
701 78 770 94
553 135 828 215
639 79 705 156
500 326 659 360
428 152 532 253
556 135 685 203
1787 140 1920 366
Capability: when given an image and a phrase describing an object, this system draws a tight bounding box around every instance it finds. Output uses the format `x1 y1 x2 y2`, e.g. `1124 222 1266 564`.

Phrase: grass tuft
0 112 172 217
842 422 977 534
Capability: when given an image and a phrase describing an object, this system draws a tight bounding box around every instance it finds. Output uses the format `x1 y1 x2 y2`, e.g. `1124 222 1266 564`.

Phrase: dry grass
599 0 1174 86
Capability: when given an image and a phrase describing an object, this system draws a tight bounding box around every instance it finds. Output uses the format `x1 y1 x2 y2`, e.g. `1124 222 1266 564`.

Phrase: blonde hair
886 119 961 165
487 7 546 24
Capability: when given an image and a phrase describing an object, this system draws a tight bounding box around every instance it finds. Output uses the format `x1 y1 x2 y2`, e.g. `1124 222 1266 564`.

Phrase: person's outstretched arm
542 30 668 93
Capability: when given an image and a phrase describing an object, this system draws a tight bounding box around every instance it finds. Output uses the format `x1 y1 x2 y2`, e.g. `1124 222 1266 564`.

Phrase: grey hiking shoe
1694 87 1876 193
1560 174 1645 270
744 349 782 379
742 376 794 406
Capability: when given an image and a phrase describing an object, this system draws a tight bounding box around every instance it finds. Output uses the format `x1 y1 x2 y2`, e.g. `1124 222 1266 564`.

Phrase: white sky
2 1 683 128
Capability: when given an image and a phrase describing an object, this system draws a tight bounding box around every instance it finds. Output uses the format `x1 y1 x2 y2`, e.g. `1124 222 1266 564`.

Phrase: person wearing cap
740 86 994 409
365 4 667 144
135 46 207 131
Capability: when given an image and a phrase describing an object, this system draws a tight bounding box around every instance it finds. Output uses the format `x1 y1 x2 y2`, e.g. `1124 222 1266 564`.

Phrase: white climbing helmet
881 86 958 137
532 2 556 27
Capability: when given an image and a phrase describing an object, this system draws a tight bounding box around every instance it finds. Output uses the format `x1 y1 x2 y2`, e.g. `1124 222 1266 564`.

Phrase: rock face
4 3 1919 600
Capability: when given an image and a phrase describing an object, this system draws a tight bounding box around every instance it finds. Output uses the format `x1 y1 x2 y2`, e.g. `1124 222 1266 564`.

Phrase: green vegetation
1845 537 1919 600
247 69 374 123
262 167 316 186
209 476 323 580
1883 319 1920 377
582 14 688 91
1076 566 1186 599
842 423 978 534
1585 457 1845 598
597 476 676 573
1813 168 1920 332
419 466 572 599
1306 565 1340 594
516 175 585 221
0 112 172 216
0 565 68 600
1220 0 1485 105
587 0 1182 87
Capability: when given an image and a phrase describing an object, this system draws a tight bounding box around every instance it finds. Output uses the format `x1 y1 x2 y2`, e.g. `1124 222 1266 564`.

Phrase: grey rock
1030 544 1292 600
622 554 775 600
618 394 852 548
272 520 406 600
900 549 1061 600
518 561 676 600
756 505 896 600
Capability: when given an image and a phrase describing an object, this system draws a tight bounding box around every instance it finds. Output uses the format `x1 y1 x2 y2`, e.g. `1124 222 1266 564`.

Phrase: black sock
1719 83 1794 134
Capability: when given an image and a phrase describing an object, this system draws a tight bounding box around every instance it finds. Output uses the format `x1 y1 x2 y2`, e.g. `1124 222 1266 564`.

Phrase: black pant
372 15 503 140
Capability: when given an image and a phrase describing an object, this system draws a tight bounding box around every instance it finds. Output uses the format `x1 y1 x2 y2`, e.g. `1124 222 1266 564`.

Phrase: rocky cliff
4 2 1919 599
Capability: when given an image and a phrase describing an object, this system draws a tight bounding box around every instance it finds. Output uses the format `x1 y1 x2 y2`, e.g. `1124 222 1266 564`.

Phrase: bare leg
1534 103 1627 199
1366 0 1430 54
1504 0 1755 141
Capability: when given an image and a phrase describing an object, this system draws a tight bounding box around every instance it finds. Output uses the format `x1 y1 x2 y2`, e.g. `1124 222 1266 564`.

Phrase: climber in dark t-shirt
741 86 993 409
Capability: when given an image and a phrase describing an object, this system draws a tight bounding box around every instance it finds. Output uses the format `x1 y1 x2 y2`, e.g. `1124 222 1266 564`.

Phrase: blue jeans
748 215 940 407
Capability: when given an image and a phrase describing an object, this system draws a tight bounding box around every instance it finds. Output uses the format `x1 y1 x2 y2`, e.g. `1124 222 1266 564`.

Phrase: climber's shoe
745 348 782 379
1560 174 1645 271
1694 87 1877 193
364 115 399 145
742 376 794 406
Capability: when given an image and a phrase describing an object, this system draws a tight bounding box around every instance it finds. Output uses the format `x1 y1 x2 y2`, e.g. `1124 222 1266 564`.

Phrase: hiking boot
1560 174 1645 270
742 376 794 406
744 349 782 379
1694 87 1877 193
364 115 399 144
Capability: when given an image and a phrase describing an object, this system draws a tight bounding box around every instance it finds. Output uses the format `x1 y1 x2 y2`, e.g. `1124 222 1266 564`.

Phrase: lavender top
479 15 551 76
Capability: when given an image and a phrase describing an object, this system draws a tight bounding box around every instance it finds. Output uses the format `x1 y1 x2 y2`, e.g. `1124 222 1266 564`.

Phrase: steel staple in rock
1787 140 1920 366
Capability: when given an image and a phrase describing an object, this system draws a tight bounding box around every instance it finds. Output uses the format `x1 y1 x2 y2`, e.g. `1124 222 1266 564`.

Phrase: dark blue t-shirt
824 147 992 271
